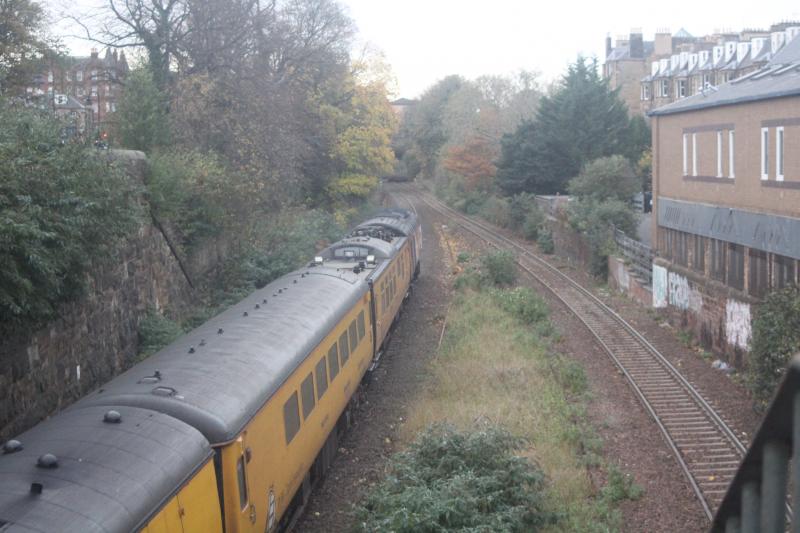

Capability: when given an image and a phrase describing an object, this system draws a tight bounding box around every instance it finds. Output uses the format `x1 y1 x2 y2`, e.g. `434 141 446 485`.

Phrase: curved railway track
395 185 748 521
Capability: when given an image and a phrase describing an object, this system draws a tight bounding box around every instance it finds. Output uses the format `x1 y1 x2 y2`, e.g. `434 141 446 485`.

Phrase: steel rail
407 187 749 521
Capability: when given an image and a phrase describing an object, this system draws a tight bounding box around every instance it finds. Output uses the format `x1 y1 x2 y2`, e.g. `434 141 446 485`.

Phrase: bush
479 196 511 228
491 287 549 325
0 100 140 330
746 286 800 407
115 67 171 152
568 198 636 278
521 208 545 240
148 149 257 249
137 309 184 360
537 229 555 254
567 155 639 203
508 192 538 230
354 425 556 532
481 250 517 286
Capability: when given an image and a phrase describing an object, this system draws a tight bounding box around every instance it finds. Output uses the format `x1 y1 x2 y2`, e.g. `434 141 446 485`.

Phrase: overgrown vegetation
137 309 184 360
381 254 642 531
0 101 140 331
355 426 556 532
746 286 800 407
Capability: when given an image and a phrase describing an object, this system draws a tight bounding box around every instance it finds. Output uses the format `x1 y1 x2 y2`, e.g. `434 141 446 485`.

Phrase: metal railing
710 353 800 532
613 228 654 287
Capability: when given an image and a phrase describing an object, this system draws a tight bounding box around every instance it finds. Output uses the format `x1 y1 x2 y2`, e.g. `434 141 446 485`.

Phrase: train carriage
0 209 420 533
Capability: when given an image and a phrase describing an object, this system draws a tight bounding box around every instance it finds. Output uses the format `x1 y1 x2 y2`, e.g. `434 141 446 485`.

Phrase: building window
693 235 706 273
748 249 769 298
703 73 711 89
661 79 669 97
677 79 686 98
727 243 745 291
761 127 769 180
91 86 97 97
641 83 650 101
729 130 735 178
692 133 698 176
774 255 796 289
111 102 116 112
682 134 688 176
47 70 53 83
90 69 97 80
716 131 723 177
710 239 726 282
66 72 72 82
776 126 784 181
76 71 83 82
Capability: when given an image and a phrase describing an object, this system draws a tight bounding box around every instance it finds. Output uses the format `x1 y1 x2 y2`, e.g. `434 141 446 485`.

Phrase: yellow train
0 209 422 533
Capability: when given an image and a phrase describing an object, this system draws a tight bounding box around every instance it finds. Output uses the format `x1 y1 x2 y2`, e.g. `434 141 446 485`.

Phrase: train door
224 437 256 532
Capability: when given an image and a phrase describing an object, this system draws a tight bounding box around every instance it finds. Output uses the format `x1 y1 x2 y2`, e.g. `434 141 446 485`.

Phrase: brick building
27 48 129 134
605 23 800 115
649 36 800 364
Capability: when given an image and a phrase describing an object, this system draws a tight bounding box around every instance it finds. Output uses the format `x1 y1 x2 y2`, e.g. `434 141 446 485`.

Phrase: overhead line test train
0 208 422 533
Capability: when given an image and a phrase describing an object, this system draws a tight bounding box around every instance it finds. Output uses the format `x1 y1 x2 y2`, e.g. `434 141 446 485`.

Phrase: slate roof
649 37 800 116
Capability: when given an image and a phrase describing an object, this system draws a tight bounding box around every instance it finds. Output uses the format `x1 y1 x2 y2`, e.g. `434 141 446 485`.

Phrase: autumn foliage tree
443 137 497 192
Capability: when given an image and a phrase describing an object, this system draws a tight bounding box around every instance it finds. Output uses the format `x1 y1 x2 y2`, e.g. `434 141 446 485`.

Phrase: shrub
137 309 184 360
0 100 140 330
746 286 800 407
481 250 517 286
479 195 511 228
537 229 555 254
491 287 549 325
567 155 639 203
567 198 636 278
456 251 470 264
354 425 556 532
508 192 538 230
522 208 545 240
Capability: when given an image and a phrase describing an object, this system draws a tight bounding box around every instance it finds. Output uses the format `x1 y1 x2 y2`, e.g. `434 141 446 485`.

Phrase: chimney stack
605 34 612 59
630 30 644 58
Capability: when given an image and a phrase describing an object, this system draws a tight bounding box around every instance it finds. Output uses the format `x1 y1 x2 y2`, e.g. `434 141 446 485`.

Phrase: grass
397 286 639 531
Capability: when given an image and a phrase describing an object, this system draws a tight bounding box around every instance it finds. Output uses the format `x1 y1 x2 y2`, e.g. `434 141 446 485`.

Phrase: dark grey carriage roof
320 236 398 260
650 37 800 116
75 268 369 445
355 208 418 237
0 405 212 533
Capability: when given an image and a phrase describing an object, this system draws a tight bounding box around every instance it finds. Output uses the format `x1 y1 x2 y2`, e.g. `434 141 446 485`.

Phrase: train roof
74 268 368 445
354 208 418 237
0 405 212 533
320 236 398 260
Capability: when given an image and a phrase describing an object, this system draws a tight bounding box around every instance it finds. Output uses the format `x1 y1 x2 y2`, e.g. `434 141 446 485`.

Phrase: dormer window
641 83 650 101
676 79 687 98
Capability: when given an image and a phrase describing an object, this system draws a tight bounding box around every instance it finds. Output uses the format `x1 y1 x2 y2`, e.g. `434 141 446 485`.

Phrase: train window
357 311 366 340
315 357 328 398
339 331 350 365
237 456 249 509
328 344 339 380
349 320 358 350
301 373 315 419
283 392 300 444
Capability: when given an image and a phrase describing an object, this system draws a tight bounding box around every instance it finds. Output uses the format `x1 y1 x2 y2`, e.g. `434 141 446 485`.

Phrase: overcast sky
50 0 800 98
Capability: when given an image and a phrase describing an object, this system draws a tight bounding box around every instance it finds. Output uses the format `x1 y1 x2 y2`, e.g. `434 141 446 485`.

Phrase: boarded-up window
349 320 358 351
728 243 745 291
339 331 349 365
748 249 769 297
283 392 300 444
774 255 796 289
328 344 339 380
315 357 328 399
357 311 366 340
710 239 726 282
301 373 315 419
693 235 705 273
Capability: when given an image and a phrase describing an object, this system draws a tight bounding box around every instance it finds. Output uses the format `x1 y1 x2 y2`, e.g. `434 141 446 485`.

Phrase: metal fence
613 228 654 287
711 354 800 532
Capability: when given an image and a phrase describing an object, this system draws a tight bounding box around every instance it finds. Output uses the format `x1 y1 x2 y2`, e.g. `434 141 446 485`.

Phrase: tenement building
27 48 129 135
649 36 800 365
605 23 800 115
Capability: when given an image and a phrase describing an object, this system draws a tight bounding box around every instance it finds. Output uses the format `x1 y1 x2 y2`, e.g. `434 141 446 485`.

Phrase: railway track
398 186 748 521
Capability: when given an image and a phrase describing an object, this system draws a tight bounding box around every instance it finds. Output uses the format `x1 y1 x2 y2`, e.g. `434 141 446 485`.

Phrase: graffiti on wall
725 299 752 350
653 265 668 308
668 272 690 310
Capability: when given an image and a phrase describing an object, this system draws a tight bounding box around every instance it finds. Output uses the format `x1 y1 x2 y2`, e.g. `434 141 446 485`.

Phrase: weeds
136 309 184 361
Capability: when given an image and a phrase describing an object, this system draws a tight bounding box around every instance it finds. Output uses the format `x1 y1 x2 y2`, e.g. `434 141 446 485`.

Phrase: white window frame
682 133 688 176
76 71 83 82
692 133 698 176
728 130 735 178
661 79 669 97
716 131 723 177
677 79 686 98
776 126 784 181
761 127 769 180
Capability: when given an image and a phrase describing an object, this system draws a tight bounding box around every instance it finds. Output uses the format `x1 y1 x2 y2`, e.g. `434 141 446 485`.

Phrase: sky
48 0 800 98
